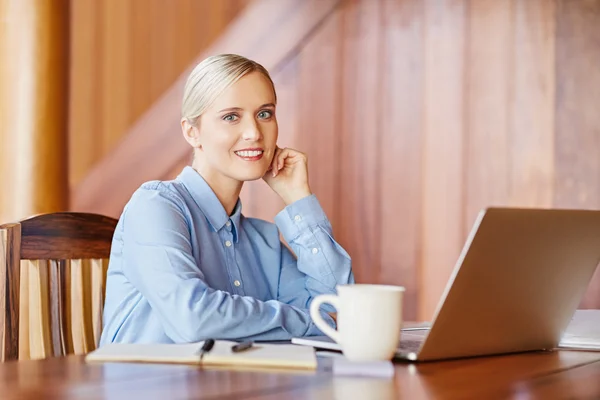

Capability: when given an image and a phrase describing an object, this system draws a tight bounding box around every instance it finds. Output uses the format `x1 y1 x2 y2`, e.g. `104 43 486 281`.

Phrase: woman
100 54 354 345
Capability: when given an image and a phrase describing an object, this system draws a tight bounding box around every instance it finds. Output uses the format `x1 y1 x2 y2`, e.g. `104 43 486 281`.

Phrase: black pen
231 341 253 353
198 339 215 363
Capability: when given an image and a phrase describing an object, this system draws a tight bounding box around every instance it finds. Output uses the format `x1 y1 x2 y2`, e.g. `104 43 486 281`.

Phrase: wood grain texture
521 357 600 398
48 260 65 357
508 0 555 208
101 0 132 155
0 0 69 223
68 0 251 186
90 259 108 347
379 0 424 320
464 0 512 232
17 259 29 360
71 0 342 217
337 0 382 284
0 351 600 399
420 0 467 319
68 0 103 187
296 9 343 234
65 0 600 318
68 259 96 355
130 1 153 121
0 224 20 361
18 213 117 260
27 260 53 360
0 230 6 361
1 213 115 361
554 0 600 308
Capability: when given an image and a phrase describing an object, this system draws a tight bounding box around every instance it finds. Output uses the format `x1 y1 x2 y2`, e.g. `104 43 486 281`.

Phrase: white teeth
235 150 263 157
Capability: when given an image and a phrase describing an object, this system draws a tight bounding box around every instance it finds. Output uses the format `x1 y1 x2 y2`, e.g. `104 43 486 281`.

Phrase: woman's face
189 71 278 187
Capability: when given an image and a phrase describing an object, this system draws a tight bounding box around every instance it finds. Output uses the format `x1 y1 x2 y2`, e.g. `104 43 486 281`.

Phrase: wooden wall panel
130 3 153 120
508 0 555 208
379 0 424 320
296 11 343 234
0 0 70 223
69 0 103 192
68 0 251 186
464 0 512 231
554 0 600 308
337 0 382 284
419 0 467 320
72 0 343 216
67 0 600 319
101 0 132 154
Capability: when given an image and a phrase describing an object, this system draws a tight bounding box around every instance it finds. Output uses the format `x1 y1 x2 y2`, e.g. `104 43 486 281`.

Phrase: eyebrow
217 103 276 113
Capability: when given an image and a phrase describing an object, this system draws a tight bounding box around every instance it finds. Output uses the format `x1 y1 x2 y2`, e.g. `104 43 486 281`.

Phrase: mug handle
310 294 341 343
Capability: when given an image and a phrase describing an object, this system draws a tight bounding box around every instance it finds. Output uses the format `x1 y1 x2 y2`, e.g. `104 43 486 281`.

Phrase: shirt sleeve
274 194 355 313
120 187 334 343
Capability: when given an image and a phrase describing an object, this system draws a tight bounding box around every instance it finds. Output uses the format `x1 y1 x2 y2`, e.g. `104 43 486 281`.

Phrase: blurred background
1 0 599 320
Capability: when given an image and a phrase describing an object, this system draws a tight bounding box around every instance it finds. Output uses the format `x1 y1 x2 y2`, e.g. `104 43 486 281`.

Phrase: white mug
310 284 405 362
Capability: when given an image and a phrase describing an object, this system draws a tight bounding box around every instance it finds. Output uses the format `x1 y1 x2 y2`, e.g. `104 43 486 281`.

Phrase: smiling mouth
234 150 264 161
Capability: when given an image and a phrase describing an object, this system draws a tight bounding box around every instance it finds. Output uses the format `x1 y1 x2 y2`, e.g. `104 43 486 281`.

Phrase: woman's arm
275 194 355 310
262 147 354 312
121 188 332 343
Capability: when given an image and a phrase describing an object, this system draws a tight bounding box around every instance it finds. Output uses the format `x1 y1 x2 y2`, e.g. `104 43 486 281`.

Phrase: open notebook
86 340 317 370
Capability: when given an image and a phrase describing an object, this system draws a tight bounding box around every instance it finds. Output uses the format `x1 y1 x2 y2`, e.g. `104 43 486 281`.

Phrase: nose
242 117 262 141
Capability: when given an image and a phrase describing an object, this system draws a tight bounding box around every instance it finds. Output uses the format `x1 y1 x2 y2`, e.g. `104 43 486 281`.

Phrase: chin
233 170 267 182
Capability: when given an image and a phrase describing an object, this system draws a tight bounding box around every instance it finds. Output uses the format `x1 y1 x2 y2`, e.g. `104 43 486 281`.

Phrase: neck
192 161 243 216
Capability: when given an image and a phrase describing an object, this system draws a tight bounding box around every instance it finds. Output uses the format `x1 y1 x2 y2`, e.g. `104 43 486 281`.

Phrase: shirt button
226 221 231 227
312 248 319 254
225 240 232 247
294 215 302 222
234 280 241 287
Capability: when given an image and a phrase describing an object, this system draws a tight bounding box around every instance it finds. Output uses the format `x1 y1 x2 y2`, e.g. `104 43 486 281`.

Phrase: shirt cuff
274 194 330 242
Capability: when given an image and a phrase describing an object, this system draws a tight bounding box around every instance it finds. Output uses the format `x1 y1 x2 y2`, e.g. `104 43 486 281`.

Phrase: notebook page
85 340 318 370
85 342 206 364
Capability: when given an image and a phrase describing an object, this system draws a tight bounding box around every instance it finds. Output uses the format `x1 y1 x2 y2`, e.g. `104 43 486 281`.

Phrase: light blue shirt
100 166 354 345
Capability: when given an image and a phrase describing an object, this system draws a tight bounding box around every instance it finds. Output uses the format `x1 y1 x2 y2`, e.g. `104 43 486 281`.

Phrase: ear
181 118 202 149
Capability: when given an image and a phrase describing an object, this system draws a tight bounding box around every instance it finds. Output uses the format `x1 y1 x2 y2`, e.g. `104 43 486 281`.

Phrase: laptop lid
416 207 600 361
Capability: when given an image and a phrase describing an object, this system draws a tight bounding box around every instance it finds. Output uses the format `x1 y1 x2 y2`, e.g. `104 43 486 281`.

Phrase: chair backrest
0 212 117 361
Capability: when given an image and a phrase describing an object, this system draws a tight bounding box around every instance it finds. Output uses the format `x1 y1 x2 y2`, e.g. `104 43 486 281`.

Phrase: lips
234 149 264 161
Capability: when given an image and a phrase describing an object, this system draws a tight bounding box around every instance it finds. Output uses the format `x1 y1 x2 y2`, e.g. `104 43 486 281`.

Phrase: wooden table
1 350 599 399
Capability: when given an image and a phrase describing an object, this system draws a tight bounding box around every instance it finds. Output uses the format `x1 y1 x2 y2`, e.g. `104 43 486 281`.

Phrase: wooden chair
0 212 117 361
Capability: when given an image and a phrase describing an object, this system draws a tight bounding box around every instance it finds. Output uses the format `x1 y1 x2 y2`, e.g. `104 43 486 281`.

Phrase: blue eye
223 114 239 122
257 110 273 119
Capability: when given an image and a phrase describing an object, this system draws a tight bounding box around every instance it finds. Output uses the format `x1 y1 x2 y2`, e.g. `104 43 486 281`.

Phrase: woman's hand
262 147 312 205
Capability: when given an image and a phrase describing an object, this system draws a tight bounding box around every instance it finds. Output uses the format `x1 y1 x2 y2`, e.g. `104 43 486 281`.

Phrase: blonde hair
182 54 277 125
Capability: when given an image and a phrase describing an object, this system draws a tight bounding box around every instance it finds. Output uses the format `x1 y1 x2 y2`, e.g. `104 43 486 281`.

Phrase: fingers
277 148 290 171
270 147 282 177
271 147 287 177
270 147 307 177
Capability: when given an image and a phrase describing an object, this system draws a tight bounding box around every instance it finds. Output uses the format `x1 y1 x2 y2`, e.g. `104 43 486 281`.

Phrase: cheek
263 121 278 144
205 128 239 153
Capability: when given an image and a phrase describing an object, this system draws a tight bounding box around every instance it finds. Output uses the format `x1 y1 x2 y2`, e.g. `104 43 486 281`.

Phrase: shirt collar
178 166 242 242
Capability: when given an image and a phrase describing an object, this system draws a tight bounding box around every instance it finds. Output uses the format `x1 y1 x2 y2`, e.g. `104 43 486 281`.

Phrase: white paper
86 340 317 369
559 310 600 350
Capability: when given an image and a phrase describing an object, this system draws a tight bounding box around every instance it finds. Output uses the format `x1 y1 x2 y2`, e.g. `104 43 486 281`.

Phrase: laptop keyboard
398 339 424 352
398 331 428 352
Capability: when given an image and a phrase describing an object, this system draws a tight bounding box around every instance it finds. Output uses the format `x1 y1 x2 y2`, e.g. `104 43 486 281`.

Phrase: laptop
292 207 600 362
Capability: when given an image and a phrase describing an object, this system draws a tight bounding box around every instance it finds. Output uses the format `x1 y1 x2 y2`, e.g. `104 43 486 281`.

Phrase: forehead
210 71 276 110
